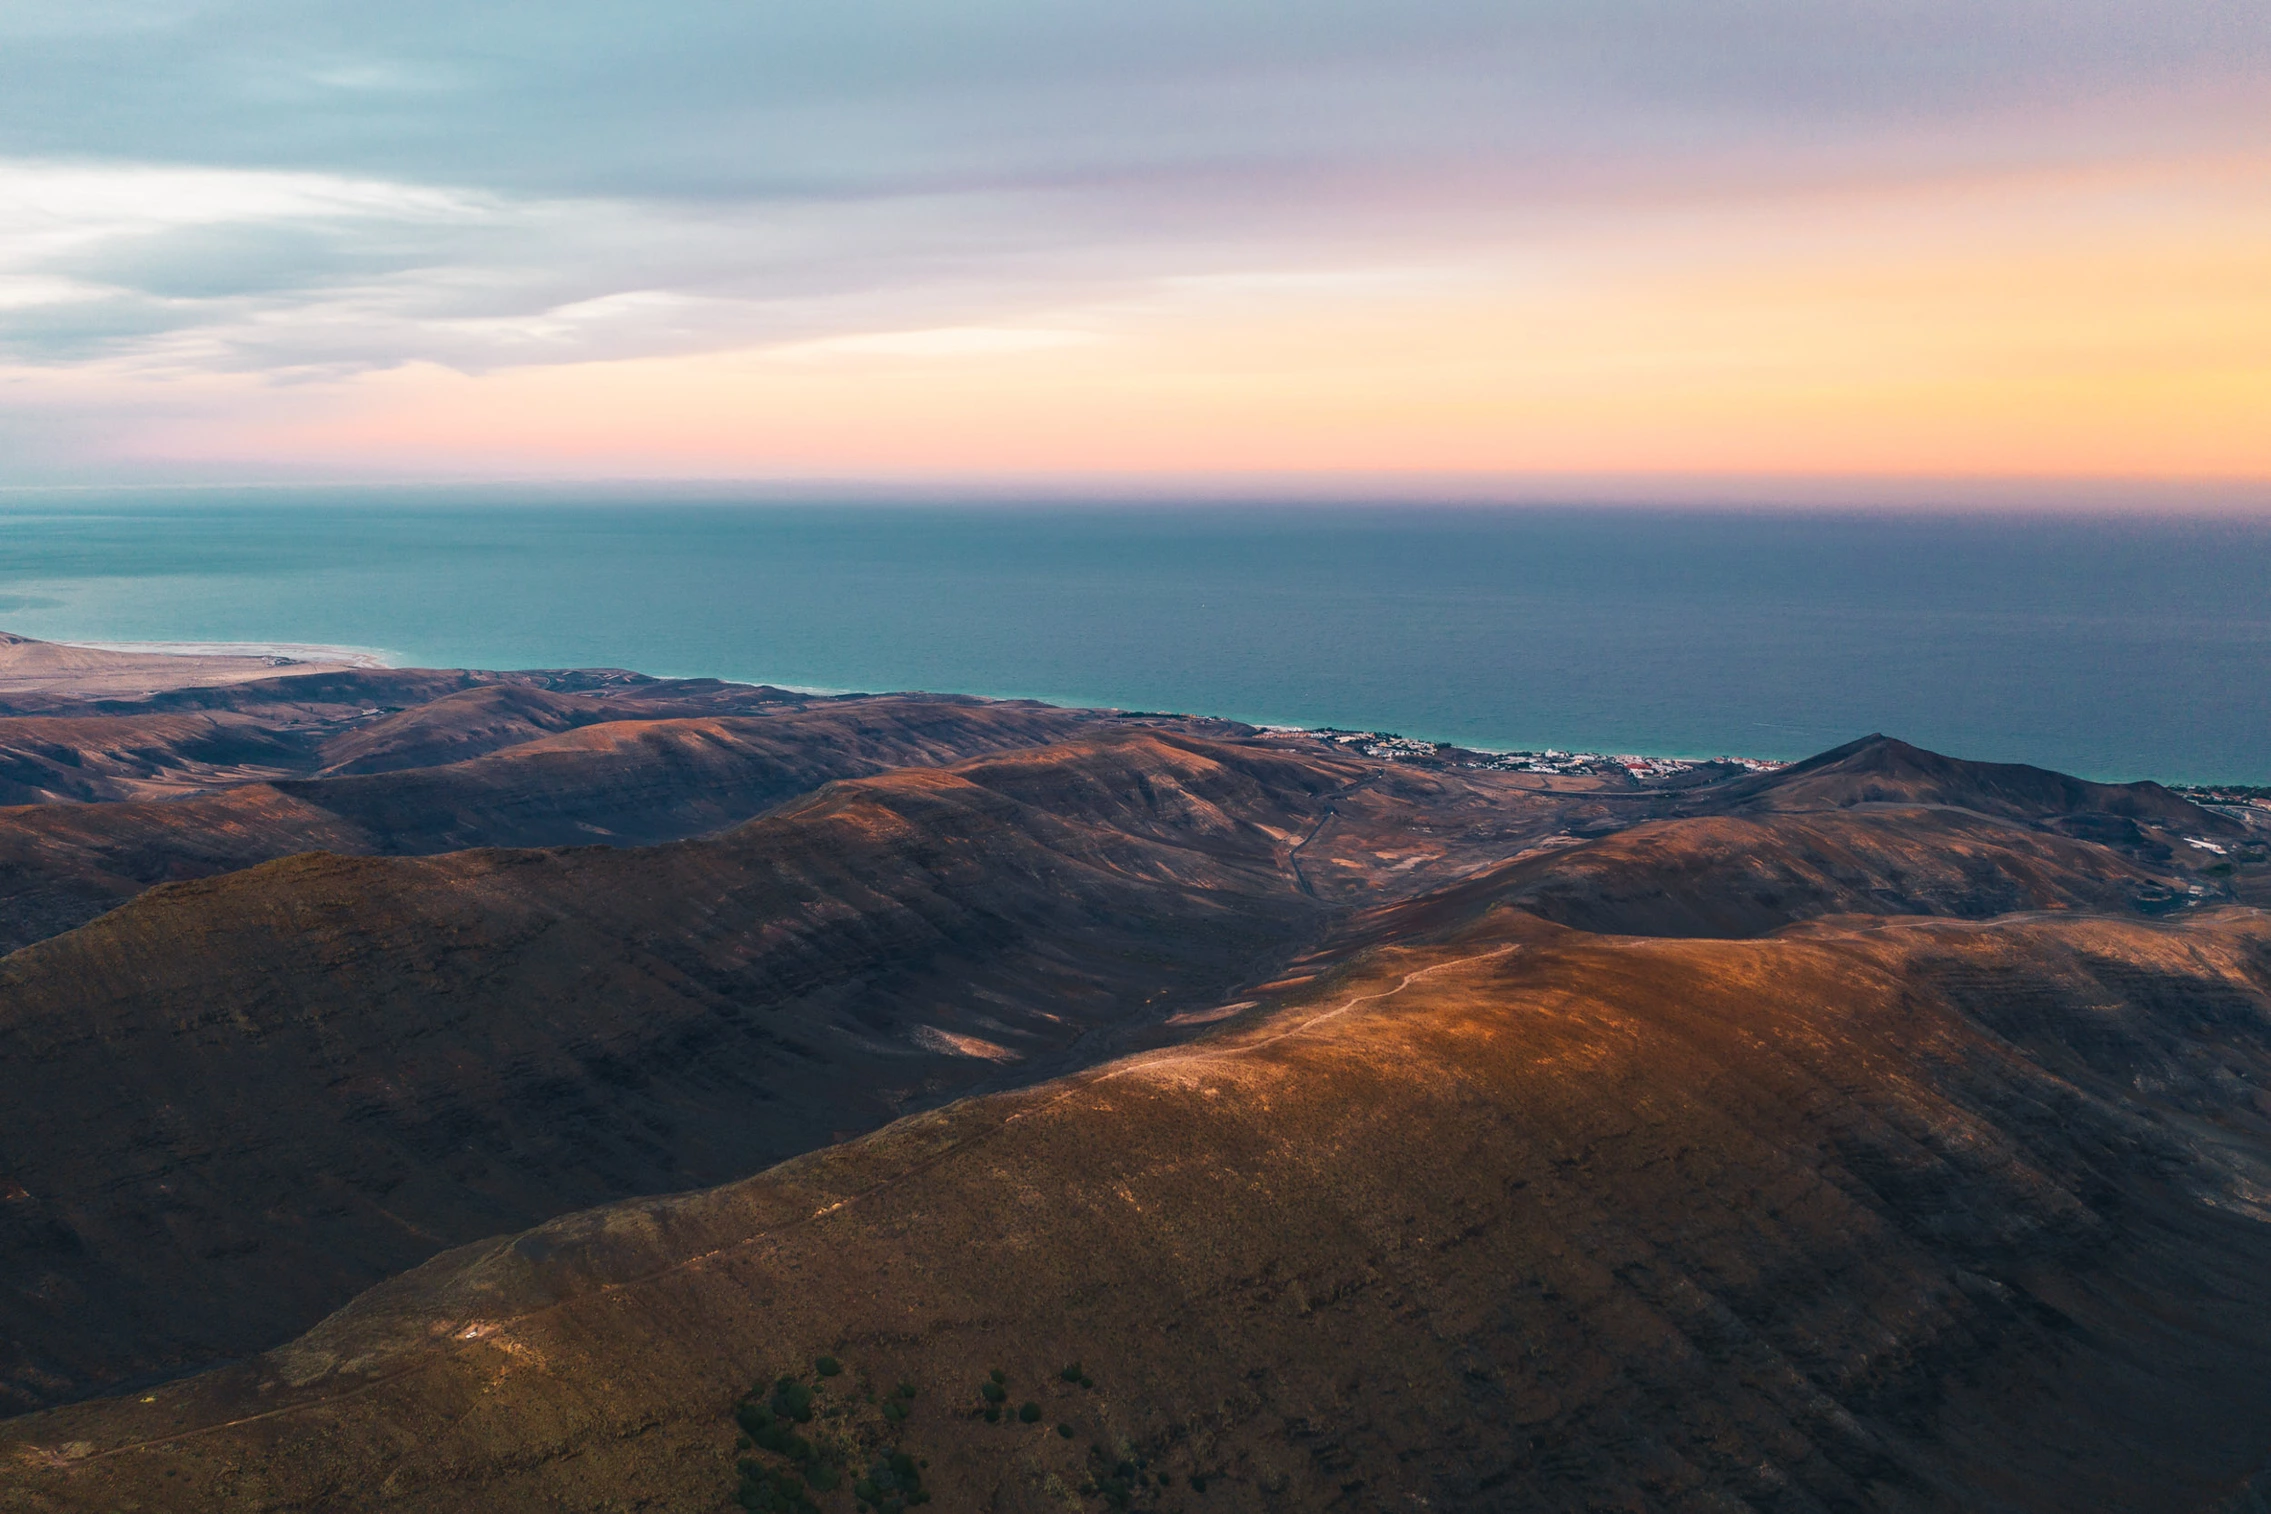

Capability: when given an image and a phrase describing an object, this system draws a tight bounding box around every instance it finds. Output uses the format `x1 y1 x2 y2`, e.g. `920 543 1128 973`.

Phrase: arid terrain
0 633 2266 1513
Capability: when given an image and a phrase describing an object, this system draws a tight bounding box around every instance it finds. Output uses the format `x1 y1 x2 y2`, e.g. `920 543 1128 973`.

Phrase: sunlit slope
310 682 665 774
1707 734 2241 837
11 904 2270 1512
0 733 1357 1410
0 722 2247 1417
1425 806 2189 939
0 697 1096 952
0 713 316 804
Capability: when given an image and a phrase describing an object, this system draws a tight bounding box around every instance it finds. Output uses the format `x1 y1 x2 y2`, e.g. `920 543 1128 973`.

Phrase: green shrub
1059 1362 1084 1383
803 1462 842 1492
815 1355 842 1377
736 1402 773 1438
751 1419 807 1458
1019 1401 1041 1423
771 1377 815 1423
979 1381 1007 1403
895 1381 918 1399
882 1399 906 1423
1190 1472 1209 1492
736 1459 819 1514
851 1449 923 1510
983 1404 1001 1423
1057 1423 1074 1438
989 1368 1006 1385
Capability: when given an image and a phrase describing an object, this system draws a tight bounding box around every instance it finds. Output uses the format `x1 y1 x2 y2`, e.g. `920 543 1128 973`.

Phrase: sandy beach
0 632 392 698
58 639 394 668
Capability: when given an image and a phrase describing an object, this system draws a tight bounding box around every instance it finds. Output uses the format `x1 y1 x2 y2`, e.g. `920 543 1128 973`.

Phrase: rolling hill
0 698 1100 953
8 902 2270 1512
0 644 2265 1512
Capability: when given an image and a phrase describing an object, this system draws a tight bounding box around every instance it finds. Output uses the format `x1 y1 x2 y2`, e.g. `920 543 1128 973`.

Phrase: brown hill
0 698 1099 953
0 714 314 804
310 683 668 775
1415 804 2196 941
311 680 838 776
0 733 1369 1410
0 725 1625 1415
1713 733 2237 837
2 681 2266 1514
0 674 837 812
0 665 825 795
10 903 2270 1513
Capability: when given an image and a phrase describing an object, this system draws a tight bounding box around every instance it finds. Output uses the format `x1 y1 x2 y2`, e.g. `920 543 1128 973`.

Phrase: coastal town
2171 783 2271 830
1288 726 1789 783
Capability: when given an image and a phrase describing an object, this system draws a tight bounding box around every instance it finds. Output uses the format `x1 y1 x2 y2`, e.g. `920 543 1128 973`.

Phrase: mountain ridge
11 903 2271 1512
0 646 2265 1512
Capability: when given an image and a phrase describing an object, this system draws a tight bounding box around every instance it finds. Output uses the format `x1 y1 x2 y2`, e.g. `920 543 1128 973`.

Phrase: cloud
768 327 1097 361
0 1 2263 478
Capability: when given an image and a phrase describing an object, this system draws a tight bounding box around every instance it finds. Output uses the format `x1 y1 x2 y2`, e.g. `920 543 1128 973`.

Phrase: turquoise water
1 490 2266 783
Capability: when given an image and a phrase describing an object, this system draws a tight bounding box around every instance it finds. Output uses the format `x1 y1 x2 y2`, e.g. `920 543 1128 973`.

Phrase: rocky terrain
0 634 2265 1512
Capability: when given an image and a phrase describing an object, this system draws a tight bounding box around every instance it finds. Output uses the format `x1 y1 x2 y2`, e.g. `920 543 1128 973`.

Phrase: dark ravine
1 636 2267 1513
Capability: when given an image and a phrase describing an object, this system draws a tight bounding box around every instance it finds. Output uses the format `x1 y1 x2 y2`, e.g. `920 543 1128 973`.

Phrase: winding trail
1113 940 1523 1071
1284 773 1378 900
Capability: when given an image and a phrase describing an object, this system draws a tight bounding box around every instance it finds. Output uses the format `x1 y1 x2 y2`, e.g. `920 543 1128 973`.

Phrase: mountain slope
1711 733 2237 837
1439 804 2192 939
0 713 314 804
310 679 835 775
0 698 1098 953
0 733 1356 1410
10 905 2270 1513
3 695 2267 1513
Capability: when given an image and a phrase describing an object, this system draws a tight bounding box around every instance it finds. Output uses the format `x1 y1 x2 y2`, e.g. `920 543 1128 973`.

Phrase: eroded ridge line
1115 942 1524 1073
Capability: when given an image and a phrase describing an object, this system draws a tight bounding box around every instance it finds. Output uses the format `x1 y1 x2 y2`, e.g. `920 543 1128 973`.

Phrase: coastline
57 639 396 669
13 633 2264 794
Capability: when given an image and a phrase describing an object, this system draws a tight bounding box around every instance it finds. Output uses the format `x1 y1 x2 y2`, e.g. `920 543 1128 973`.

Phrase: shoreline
57 639 397 669
19 636 2263 794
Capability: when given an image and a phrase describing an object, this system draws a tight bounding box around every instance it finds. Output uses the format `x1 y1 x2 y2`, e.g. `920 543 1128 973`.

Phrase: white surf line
57 640 396 667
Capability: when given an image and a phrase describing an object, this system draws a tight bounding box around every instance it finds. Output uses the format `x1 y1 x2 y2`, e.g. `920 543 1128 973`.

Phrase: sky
1 1 2267 490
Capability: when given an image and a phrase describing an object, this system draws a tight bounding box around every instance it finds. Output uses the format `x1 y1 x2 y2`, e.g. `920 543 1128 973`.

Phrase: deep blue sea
1 490 2266 783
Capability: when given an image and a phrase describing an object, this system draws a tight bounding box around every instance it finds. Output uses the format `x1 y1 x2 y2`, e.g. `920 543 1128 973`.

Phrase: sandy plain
0 632 385 698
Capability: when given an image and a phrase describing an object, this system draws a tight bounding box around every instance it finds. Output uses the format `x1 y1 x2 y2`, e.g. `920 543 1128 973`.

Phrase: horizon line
3 470 2269 514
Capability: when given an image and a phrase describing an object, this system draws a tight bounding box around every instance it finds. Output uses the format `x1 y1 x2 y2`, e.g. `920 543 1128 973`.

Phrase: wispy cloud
0 1 2264 479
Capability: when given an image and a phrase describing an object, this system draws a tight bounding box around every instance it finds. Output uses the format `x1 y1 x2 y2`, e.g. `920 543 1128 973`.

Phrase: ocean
1 490 2266 784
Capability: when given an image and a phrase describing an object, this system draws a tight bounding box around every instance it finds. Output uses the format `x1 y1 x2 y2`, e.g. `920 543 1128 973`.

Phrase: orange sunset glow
1 4 2265 491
